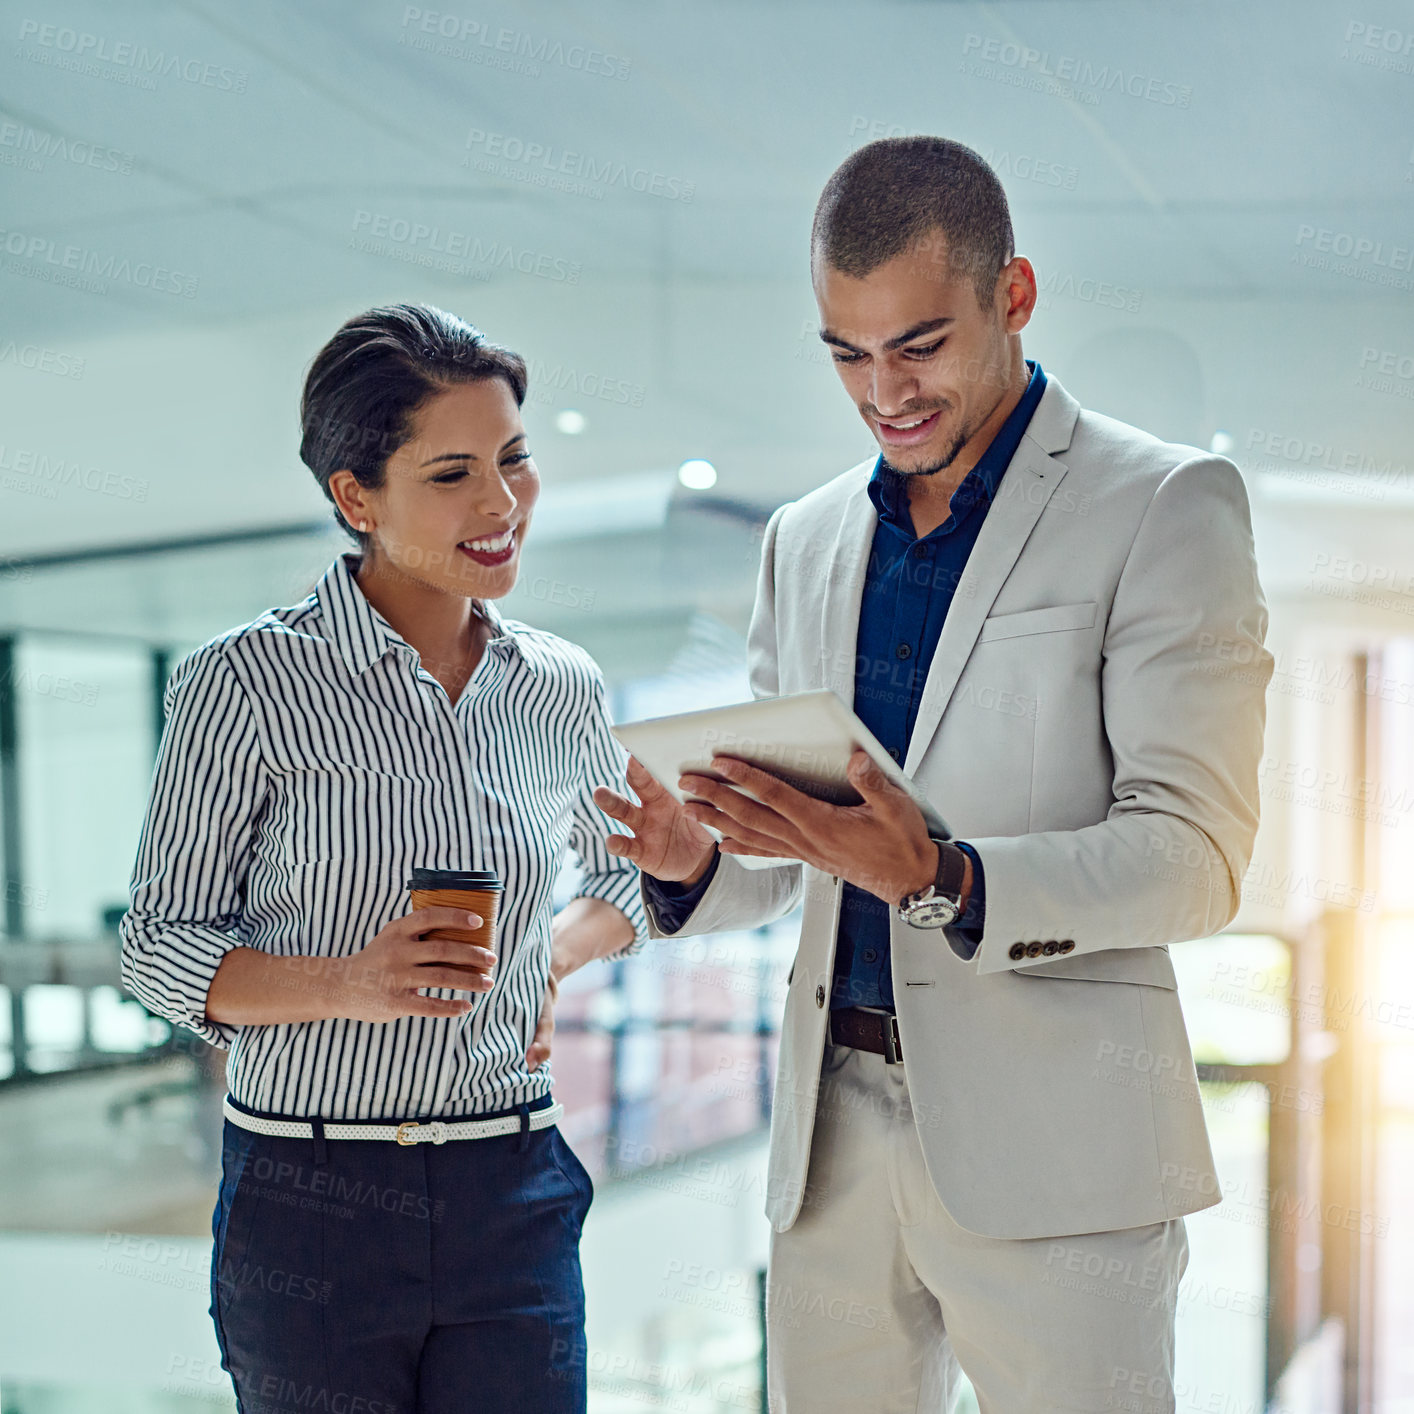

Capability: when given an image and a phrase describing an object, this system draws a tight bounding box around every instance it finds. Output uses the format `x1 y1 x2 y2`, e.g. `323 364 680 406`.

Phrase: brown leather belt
830 1006 903 1064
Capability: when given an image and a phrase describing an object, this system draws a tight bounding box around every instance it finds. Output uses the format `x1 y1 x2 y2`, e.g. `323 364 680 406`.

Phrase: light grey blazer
640 371 1273 1240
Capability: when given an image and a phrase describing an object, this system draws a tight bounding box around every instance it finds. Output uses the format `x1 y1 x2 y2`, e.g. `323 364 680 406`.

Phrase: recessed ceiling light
1209 430 1235 456
678 459 717 490
555 409 587 435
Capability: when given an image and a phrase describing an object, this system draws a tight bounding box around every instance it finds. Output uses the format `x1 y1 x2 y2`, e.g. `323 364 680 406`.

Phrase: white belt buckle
395 1120 448 1145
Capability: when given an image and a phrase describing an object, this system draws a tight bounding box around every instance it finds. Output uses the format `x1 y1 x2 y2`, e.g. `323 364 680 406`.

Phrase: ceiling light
555 409 587 435
678 459 717 490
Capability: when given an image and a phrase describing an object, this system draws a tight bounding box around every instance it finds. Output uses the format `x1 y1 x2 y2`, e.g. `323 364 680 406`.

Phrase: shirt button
896 643 912 660
815 984 826 1008
912 543 930 558
863 950 877 963
887 746 901 761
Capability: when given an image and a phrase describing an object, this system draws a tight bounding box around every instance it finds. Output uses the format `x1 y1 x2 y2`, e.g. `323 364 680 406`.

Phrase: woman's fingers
407 997 474 1018
527 990 554 1071
412 966 495 992
404 906 485 936
527 1016 553 1070
421 939 496 971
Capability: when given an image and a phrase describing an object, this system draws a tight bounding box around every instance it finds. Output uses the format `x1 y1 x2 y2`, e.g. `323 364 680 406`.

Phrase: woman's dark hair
812 137 1014 308
299 303 528 551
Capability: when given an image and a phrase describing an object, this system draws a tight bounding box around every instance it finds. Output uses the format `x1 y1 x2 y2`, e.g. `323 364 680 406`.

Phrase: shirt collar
314 550 525 678
867 359 1048 529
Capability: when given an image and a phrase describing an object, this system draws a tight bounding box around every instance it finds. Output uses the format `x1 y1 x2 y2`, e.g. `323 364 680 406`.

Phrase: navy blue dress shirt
647 362 1049 1011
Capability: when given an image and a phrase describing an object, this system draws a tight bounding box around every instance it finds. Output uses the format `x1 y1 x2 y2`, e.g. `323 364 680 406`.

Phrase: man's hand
594 755 719 884
680 749 946 906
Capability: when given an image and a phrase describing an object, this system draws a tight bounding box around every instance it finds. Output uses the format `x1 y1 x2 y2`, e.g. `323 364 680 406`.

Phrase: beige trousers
766 1043 1189 1414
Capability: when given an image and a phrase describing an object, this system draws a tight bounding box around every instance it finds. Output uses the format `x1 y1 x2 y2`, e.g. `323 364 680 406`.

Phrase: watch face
903 898 960 928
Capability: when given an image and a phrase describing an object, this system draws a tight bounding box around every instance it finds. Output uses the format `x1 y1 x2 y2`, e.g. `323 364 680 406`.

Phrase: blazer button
1008 942 1026 961
1058 939 1076 954
1042 940 1059 955
816 984 826 1008
1025 941 1043 958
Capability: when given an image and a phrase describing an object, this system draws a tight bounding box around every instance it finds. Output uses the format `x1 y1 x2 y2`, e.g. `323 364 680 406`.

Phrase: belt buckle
882 1014 902 1065
396 1119 447 1145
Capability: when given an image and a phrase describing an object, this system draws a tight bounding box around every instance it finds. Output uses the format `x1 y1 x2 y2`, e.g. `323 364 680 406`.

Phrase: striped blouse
119 549 648 1120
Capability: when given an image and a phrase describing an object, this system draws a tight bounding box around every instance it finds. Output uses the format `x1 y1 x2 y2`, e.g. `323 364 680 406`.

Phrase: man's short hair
811 137 1015 307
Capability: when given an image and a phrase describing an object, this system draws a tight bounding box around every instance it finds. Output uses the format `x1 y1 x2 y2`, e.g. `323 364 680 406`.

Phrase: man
593 137 1271 1412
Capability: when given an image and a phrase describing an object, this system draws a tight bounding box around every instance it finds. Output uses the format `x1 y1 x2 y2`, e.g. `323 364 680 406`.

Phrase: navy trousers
211 1096 592 1413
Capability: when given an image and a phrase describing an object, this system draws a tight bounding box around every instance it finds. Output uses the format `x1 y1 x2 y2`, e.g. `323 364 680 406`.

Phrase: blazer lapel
901 434 1070 777
900 374 1083 778
812 375 1083 779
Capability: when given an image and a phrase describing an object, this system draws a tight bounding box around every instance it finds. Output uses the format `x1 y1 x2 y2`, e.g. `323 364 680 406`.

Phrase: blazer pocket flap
978 600 1098 642
1014 946 1178 990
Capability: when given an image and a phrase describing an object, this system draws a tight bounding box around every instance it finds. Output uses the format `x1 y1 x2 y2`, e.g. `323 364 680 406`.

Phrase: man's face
813 233 1033 478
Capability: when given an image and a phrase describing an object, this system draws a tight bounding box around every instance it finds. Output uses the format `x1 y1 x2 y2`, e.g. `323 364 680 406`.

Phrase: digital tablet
612 689 951 869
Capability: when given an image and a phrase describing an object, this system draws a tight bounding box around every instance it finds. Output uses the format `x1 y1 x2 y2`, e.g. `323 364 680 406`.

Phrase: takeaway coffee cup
408 868 503 970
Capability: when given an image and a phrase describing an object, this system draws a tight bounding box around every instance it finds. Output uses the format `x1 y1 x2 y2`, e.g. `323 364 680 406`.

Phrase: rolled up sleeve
568 661 649 957
118 644 269 1049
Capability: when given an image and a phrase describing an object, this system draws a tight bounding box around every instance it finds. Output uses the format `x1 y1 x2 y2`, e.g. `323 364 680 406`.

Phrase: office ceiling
1 0 1411 653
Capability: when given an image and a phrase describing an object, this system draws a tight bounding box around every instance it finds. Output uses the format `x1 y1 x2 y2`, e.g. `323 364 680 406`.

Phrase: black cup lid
409 868 503 891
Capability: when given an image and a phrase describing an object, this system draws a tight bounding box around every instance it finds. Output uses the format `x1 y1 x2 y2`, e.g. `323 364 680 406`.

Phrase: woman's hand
593 755 719 883
333 907 498 1023
528 898 631 1072
205 907 497 1027
526 969 558 1072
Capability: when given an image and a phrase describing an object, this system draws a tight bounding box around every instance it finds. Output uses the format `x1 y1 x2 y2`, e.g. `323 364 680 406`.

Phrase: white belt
223 1095 563 1146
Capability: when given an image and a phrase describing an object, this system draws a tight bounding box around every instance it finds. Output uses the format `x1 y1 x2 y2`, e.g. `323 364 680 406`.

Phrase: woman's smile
457 526 517 566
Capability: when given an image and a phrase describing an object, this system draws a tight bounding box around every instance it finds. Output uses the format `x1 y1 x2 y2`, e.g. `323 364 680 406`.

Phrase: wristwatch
895 838 967 929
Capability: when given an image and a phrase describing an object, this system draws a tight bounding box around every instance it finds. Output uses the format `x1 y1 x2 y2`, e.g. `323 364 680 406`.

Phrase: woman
119 303 648 1412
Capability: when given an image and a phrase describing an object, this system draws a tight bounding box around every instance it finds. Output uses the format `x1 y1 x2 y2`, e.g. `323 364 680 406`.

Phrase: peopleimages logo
1035 268 1143 313
0 444 150 502
0 118 134 174
1295 224 1413 271
399 7 631 79
1341 20 1414 73
16 19 248 91
462 128 695 201
960 34 1192 107
1292 224 1414 293
0 341 85 378
0 226 198 298
349 210 581 283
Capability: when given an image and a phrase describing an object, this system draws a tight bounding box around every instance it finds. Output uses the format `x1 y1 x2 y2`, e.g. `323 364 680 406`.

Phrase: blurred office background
1 0 1412 1409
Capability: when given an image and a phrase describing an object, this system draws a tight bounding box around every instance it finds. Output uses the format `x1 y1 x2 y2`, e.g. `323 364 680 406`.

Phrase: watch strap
931 838 967 904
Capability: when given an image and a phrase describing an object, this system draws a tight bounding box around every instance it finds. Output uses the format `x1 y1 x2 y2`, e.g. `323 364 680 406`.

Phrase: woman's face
359 377 539 601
